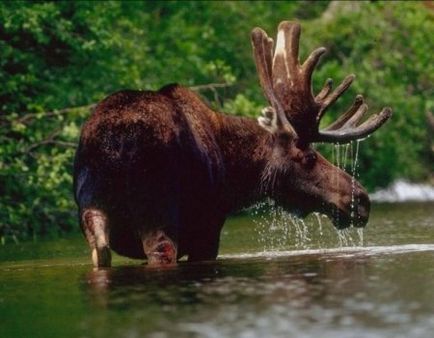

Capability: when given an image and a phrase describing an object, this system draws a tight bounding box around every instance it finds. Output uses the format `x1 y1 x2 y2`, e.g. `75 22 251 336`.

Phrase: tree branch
15 104 96 125
24 128 76 155
189 82 232 91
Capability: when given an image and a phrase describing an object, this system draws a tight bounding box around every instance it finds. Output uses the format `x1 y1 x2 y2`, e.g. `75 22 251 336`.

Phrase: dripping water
290 216 303 247
329 141 365 248
343 143 350 170
336 228 345 247
335 143 341 169
252 140 366 252
335 228 364 248
314 212 323 237
253 206 366 251
357 228 364 246
333 143 341 225
298 218 311 248
350 140 361 225
343 228 356 246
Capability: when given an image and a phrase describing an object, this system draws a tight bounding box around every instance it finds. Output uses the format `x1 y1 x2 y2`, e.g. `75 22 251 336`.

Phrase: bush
0 1 432 239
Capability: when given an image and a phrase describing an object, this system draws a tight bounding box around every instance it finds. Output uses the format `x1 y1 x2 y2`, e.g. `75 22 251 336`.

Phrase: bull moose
74 21 392 267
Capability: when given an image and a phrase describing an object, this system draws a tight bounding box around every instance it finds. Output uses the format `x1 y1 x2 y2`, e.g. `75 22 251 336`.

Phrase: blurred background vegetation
0 1 433 241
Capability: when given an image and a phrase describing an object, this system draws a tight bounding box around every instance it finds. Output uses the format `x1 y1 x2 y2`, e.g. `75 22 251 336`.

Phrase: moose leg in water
185 214 226 262
82 209 111 268
142 230 177 266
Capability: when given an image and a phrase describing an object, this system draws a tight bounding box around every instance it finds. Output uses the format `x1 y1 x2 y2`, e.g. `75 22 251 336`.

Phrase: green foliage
0 1 432 239
309 2 434 189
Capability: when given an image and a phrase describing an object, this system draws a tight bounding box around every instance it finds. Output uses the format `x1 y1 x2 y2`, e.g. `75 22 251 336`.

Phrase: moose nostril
354 188 370 219
358 189 370 206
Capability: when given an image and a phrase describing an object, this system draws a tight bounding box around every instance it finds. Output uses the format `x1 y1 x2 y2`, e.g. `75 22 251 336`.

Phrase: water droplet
314 212 323 238
357 228 364 246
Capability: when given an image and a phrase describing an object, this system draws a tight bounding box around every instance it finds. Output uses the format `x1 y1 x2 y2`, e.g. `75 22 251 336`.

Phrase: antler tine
316 78 333 101
283 21 301 70
251 28 274 103
316 107 392 144
272 22 301 89
358 107 392 131
314 73 392 143
324 95 365 130
318 74 355 118
251 28 296 134
340 101 368 128
302 47 327 87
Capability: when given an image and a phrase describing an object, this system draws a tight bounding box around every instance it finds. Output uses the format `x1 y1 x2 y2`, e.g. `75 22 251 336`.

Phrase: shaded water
1 202 434 338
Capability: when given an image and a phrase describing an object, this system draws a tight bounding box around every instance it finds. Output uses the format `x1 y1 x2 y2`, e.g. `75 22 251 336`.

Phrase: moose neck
215 113 272 212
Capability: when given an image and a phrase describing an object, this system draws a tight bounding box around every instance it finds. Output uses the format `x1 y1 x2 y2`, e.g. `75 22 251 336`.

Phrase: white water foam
220 244 434 260
370 180 434 202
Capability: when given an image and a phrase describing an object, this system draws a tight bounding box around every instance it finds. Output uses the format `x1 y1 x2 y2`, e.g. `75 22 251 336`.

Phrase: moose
74 21 391 267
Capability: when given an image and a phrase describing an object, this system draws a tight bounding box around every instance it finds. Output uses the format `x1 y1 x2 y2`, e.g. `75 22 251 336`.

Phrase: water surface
1 202 433 338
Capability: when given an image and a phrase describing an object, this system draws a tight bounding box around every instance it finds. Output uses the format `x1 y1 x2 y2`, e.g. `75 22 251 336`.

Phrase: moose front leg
187 234 220 262
187 221 224 262
82 209 112 268
142 230 177 266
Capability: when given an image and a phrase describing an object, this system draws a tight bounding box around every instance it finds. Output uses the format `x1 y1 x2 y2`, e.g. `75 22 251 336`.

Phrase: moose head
250 21 392 229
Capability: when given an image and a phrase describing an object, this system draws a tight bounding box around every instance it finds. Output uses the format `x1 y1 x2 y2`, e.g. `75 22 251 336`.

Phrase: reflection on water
1 202 434 338
81 249 434 338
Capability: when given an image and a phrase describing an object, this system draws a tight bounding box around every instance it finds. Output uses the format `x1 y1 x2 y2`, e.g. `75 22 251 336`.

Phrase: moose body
74 84 268 263
74 22 391 267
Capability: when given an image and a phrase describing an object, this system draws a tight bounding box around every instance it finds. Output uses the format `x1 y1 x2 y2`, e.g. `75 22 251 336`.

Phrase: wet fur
74 84 271 261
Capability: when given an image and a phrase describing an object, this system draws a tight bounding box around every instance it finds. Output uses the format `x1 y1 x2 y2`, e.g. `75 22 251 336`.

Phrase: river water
1 202 433 338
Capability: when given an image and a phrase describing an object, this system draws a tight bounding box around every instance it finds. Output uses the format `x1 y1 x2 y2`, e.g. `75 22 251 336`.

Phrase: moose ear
258 106 299 147
258 107 277 133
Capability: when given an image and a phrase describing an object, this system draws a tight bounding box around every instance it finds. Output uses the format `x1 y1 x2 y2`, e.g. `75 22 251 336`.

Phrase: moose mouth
326 206 369 229
280 196 369 230
284 192 370 229
323 195 371 230
290 204 369 230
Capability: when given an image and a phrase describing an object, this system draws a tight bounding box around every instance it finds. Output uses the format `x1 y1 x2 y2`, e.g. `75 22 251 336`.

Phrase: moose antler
252 21 392 144
251 27 297 136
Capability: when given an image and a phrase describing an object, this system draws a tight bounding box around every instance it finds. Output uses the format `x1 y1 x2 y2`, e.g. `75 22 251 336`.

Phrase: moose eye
303 151 317 169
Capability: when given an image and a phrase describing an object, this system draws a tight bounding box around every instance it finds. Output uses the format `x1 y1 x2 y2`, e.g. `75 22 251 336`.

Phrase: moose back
73 21 391 267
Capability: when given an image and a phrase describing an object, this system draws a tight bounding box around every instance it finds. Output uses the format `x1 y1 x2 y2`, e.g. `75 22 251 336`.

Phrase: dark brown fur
74 84 369 263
